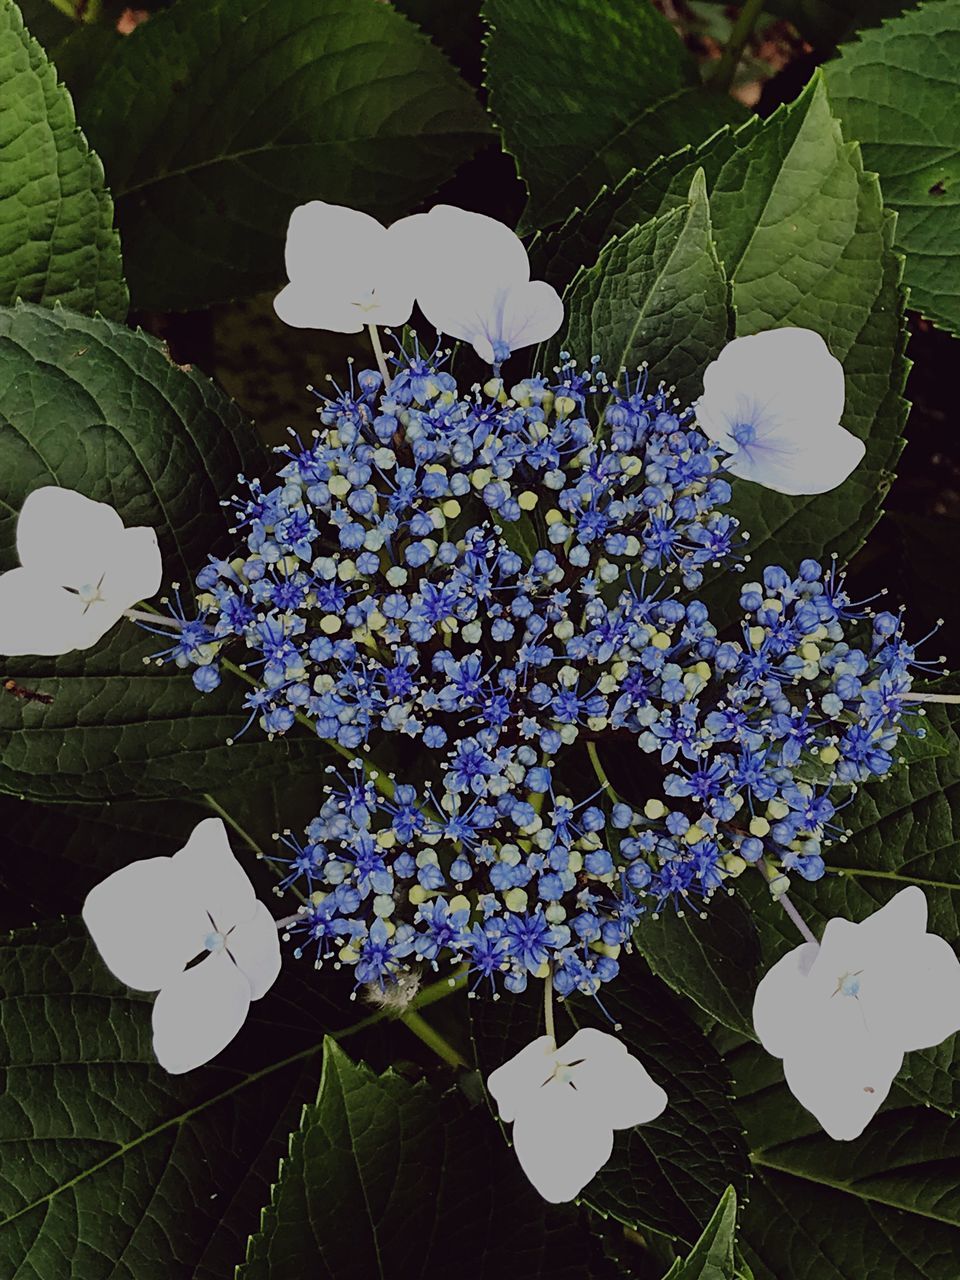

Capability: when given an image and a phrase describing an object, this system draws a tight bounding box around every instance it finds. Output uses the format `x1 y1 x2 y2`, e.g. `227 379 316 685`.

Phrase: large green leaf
63 0 488 311
0 0 126 317
825 0 960 337
537 75 908 621
726 1040 960 1280
0 302 322 802
482 0 744 233
635 892 761 1040
740 698 960 1117
0 919 358 1280
542 170 732 406
663 1186 738 1280
241 1038 617 1279
470 959 751 1246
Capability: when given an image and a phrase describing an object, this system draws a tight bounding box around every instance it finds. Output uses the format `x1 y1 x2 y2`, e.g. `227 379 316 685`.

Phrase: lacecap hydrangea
156 344 932 1002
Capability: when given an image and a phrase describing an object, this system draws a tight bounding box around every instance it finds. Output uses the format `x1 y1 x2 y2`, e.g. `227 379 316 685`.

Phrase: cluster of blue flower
169 347 928 999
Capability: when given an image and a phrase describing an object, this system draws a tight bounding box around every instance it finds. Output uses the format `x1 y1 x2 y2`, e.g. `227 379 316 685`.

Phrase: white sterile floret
392 204 563 365
0 486 162 656
274 201 417 332
487 1028 668 1202
82 818 281 1074
696 327 865 495
753 886 960 1139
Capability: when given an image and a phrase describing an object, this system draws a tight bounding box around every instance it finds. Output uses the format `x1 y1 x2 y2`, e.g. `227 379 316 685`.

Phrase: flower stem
756 861 819 947
367 324 392 389
901 693 960 704
400 1009 468 1068
123 607 182 628
202 791 261 857
587 740 619 802
709 0 766 93
201 791 308 904
219 654 398 803
543 965 556 1043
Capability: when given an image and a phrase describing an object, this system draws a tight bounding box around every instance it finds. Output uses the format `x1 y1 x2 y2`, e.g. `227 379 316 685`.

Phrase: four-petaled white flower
486 1028 668 1202
753 886 960 1140
273 201 418 332
394 204 563 365
0 486 162 656
82 818 281 1074
696 327 865 495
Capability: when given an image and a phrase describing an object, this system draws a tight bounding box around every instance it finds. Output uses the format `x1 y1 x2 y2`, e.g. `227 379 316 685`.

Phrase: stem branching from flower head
543 964 556 1043
586 740 619 803
123 607 183 628
399 1008 468 1068
708 0 767 94
756 859 820 947
367 323 392 389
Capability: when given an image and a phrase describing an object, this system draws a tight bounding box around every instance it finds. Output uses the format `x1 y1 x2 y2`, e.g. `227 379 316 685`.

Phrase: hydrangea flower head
160 334 929 1006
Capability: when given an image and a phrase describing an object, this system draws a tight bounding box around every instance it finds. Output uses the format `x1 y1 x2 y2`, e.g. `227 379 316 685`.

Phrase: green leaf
635 892 761 1040
727 1040 960 1280
498 509 544 565
741 698 960 1115
825 0 960 337
0 919 357 1280
241 1037 618 1279
0 0 126 318
470 959 751 1246
541 170 731 407
537 75 908 620
663 1186 738 1280
482 0 745 233
0 302 321 801
66 0 489 311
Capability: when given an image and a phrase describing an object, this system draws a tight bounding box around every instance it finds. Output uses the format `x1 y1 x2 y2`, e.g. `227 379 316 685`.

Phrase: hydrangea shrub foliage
2 1 960 1277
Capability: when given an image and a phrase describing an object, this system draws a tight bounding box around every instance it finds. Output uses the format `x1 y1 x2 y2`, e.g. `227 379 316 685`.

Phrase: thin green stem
587 740 619 803
202 792 261 858
708 0 766 93
201 791 308 905
219 654 397 802
543 966 555 1043
400 1009 468 1068
367 324 392 389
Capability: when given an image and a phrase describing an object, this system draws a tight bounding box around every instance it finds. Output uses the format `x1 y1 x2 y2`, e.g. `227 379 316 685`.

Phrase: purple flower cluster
164 346 929 998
